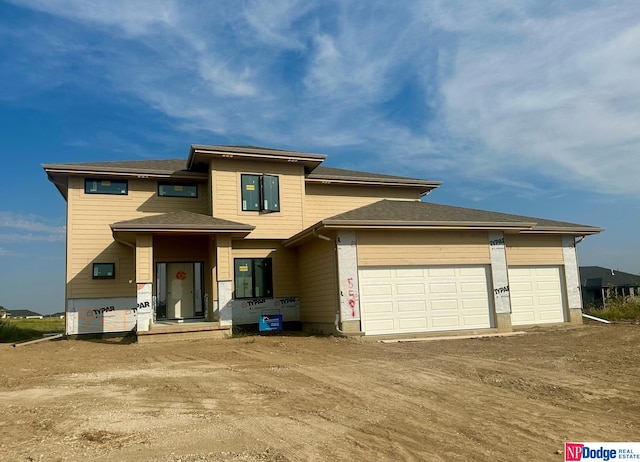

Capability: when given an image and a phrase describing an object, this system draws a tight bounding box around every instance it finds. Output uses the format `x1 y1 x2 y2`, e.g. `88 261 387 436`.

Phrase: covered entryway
508 266 566 325
156 262 204 320
358 265 493 335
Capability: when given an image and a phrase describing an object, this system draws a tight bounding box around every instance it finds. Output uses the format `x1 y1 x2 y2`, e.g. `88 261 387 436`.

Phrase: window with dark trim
241 174 279 212
85 178 128 195
93 263 115 279
158 183 198 198
234 258 273 298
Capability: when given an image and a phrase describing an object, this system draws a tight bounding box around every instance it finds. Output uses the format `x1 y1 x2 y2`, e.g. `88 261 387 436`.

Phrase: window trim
234 257 273 299
241 174 261 211
158 182 199 198
84 178 128 195
240 173 280 213
92 262 116 280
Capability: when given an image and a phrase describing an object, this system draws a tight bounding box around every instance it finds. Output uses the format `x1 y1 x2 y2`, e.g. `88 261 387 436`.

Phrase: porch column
562 235 583 324
489 231 512 332
216 235 233 326
207 237 218 322
135 233 154 332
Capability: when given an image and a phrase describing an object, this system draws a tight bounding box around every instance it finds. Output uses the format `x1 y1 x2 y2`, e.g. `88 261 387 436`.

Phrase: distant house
48 312 66 319
0 307 7 319
580 266 640 308
7 309 44 319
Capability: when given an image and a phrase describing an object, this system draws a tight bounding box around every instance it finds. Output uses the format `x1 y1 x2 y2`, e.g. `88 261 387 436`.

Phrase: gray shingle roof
307 166 441 188
45 157 438 187
42 158 198 175
580 266 640 288
7 309 43 318
111 210 254 232
323 200 602 233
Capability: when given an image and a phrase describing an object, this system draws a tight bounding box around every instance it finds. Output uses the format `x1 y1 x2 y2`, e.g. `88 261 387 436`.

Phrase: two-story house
43 145 602 338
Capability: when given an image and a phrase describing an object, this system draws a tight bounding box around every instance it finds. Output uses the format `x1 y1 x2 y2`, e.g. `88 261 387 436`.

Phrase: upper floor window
93 262 115 279
241 174 279 212
85 178 128 195
158 183 198 198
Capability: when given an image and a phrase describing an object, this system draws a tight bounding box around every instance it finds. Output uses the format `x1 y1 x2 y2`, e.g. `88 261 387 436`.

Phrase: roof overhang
284 220 602 247
110 211 255 244
187 145 326 173
42 164 207 200
111 226 254 244
42 164 207 180
305 177 441 195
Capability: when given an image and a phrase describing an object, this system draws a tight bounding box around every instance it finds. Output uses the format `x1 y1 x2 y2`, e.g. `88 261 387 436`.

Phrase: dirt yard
1 323 638 462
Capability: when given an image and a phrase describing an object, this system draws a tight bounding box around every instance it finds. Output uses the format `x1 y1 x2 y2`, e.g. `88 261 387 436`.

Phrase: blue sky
1 0 639 314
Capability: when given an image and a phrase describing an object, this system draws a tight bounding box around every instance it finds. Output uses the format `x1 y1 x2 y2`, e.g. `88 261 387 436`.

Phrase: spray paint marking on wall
337 230 361 321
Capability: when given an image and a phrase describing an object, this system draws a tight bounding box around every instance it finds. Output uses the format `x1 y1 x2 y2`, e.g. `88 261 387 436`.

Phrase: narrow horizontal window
158 183 198 198
85 178 128 195
93 263 115 279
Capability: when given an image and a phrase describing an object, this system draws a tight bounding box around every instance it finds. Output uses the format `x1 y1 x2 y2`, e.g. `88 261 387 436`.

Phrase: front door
157 262 204 320
167 262 194 318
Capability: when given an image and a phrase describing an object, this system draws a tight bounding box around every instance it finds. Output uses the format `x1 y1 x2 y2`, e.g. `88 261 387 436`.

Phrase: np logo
565 443 619 461
175 271 187 280
566 443 584 461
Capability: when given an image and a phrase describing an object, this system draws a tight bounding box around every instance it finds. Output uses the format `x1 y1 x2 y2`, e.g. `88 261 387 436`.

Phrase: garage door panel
463 314 492 325
538 295 561 305
363 301 394 314
361 284 393 297
397 300 427 313
509 266 565 326
462 298 490 310
511 281 533 291
431 316 462 328
539 310 563 321
460 282 489 293
511 296 534 307
396 283 426 295
398 318 428 330
359 265 492 335
363 268 393 278
396 268 425 278
362 319 395 332
427 267 456 277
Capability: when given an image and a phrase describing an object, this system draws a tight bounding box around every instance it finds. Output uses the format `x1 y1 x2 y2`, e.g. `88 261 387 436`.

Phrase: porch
137 319 232 343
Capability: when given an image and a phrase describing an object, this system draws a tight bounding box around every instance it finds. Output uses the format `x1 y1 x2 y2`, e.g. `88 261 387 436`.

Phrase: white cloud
435 0 640 194
0 212 65 241
10 0 180 37
6 0 640 196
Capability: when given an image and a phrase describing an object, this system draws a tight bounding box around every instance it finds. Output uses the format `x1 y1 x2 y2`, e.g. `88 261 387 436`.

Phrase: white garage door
508 266 566 325
359 266 492 335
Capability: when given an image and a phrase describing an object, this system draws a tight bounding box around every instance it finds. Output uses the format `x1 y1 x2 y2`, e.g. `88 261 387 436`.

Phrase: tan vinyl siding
66 176 208 299
135 234 153 282
505 234 564 265
154 235 210 262
304 184 420 227
231 240 299 297
210 159 305 239
216 236 232 281
357 230 490 266
298 237 338 323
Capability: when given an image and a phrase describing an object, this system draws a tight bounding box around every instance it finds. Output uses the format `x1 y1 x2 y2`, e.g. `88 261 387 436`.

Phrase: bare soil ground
1 323 639 462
